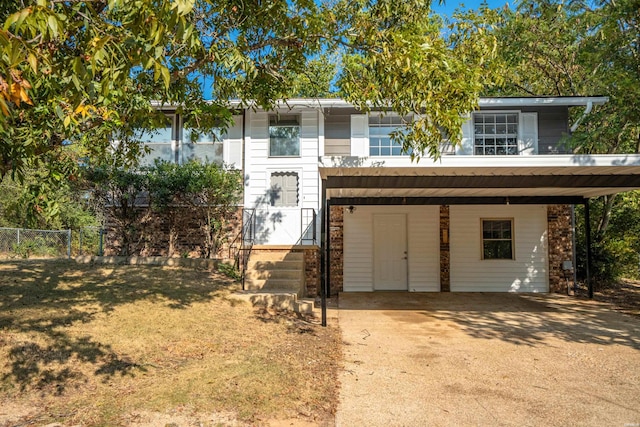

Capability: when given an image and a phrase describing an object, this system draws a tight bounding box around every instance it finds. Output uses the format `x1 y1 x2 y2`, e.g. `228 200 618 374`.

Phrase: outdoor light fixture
346 205 356 214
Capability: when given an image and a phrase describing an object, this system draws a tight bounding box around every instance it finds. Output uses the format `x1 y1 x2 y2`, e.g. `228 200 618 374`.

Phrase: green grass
0 260 341 426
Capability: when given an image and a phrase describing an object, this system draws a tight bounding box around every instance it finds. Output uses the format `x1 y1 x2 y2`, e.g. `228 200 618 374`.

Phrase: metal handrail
298 208 317 245
228 208 255 289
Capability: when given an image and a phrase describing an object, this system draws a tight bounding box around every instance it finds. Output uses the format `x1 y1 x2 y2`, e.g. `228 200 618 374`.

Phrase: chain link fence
77 226 105 256
0 227 72 259
0 227 107 259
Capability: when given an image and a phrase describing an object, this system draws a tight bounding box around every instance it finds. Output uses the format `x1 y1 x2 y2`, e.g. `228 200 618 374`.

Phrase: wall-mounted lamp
346 205 356 214
505 196 510 205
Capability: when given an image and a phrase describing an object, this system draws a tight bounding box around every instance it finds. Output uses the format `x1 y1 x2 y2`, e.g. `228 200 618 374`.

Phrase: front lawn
0 260 341 426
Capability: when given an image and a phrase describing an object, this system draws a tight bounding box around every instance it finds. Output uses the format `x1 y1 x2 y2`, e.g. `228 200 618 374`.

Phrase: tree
87 165 149 256
0 166 97 230
1 0 498 178
147 160 241 258
471 0 640 280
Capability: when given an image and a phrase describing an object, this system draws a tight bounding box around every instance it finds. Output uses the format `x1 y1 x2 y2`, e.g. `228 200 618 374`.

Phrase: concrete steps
238 249 309 314
244 251 304 296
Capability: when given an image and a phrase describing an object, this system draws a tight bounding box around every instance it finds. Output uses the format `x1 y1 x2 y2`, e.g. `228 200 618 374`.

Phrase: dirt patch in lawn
0 260 341 426
575 278 640 317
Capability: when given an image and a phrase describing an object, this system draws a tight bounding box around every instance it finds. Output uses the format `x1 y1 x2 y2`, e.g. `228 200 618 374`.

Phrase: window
369 114 411 156
474 113 518 155
482 219 514 259
269 115 300 156
138 115 175 166
270 172 298 207
182 126 224 164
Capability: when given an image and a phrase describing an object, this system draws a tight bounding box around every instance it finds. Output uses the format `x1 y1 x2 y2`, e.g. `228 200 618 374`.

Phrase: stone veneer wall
304 247 320 297
547 204 574 293
329 206 344 296
104 207 242 259
440 205 451 292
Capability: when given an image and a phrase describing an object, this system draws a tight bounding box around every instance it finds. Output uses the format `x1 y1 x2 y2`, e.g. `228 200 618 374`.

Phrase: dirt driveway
336 293 640 426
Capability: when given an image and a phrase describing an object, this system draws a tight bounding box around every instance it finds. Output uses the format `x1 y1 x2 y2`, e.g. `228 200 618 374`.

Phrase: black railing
298 208 317 245
229 208 255 289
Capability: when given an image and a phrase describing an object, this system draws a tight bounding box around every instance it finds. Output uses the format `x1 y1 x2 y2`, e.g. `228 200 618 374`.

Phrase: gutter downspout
570 101 593 133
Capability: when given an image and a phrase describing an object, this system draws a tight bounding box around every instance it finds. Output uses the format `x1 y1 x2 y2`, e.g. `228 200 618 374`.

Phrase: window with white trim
138 115 175 166
482 219 514 259
269 172 298 207
369 114 412 156
474 113 518 155
269 114 300 157
182 126 224 164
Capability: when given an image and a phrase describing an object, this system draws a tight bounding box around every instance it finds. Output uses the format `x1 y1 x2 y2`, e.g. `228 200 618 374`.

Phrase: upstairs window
482 219 514 260
269 172 299 207
182 126 224 164
369 114 411 156
474 113 518 155
269 114 300 157
138 115 175 166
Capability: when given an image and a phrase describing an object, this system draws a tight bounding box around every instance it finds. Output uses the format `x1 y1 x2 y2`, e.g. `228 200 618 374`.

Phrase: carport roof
319 154 640 201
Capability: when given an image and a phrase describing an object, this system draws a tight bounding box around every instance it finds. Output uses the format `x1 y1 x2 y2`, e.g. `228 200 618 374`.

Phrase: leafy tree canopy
1 0 498 182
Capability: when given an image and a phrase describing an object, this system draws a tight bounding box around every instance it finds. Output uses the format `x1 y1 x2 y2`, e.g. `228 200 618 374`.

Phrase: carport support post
320 180 327 327
585 198 593 299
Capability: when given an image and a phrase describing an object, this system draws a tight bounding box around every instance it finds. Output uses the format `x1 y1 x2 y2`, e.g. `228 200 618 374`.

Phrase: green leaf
47 15 59 37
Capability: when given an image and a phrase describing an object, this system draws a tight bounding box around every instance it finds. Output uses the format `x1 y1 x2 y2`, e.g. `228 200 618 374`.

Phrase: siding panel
450 205 548 292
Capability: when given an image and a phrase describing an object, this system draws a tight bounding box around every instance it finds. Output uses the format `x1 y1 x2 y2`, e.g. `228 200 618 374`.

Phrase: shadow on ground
339 292 640 350
0 259 236 393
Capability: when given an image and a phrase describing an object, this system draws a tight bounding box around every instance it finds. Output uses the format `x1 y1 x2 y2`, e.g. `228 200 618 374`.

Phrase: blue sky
431 0 514 17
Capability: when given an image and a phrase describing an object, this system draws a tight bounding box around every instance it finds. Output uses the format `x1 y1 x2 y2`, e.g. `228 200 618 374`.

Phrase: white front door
373 214 408 290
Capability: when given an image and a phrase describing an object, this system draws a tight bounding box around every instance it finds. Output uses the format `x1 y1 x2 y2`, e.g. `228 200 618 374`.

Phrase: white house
138 97 640 303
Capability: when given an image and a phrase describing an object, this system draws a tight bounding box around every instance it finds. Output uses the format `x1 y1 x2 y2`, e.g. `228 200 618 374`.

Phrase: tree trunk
596 194 617 242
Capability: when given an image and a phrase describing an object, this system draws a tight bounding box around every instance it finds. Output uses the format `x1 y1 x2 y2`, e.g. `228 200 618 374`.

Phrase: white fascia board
150 96 609 112
477 97 609 107
318 154 640 178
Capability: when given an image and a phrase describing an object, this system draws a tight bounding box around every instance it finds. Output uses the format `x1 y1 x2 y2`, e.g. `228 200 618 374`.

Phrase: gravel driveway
336 292 640 426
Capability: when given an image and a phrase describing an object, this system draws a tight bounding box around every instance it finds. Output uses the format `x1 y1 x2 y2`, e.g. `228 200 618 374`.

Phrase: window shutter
350 114 369 156
519 112 538 155
270 172 298 207
456 115 473 155
284 173 298 206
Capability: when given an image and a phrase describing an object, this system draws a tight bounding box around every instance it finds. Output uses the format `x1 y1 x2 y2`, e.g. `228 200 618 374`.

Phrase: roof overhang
150 96 609 111
319 154 640 202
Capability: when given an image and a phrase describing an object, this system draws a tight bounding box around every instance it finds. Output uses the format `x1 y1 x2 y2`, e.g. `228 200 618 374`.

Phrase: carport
318 154 640 325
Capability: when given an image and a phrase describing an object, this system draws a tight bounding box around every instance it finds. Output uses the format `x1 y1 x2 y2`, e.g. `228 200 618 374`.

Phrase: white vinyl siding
343 205 439 292
244 109 320 244
450 205 548 292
